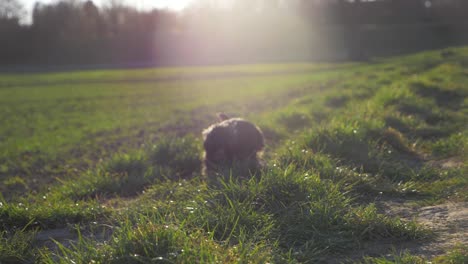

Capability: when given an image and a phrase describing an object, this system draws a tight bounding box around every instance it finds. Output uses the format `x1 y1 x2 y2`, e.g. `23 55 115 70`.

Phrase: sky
20 0 195 10
19 0 195 23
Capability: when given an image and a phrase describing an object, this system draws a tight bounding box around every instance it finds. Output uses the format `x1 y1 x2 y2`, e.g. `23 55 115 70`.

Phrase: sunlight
133 0 195 10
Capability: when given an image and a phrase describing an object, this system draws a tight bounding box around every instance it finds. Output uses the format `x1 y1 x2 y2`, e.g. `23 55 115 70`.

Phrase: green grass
0 47 467 263
0 66 345 195
0 195 106 229
0 228 38 263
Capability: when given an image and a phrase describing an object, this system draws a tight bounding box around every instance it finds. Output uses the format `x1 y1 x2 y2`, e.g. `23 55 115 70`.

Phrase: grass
0 228 38 263
0 47 467 262
0 67 343 195
0 195 106 229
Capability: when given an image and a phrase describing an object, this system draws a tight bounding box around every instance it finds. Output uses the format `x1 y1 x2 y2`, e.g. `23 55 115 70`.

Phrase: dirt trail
35 225 113 253
328 200 467 263
368 199 468 259
359 158 467 260
418 202 468 250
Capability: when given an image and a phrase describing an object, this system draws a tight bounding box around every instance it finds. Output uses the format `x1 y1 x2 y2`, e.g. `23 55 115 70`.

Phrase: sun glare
136 0 195 10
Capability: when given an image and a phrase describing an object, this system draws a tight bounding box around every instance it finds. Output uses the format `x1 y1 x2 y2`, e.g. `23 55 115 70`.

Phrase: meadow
0 48 466 263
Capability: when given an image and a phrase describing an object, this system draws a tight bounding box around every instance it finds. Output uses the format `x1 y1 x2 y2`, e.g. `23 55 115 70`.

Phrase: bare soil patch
417 202 468 252
343 200 468 262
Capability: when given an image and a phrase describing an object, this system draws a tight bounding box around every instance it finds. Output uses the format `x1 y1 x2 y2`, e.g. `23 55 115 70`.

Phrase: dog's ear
217 113 229 121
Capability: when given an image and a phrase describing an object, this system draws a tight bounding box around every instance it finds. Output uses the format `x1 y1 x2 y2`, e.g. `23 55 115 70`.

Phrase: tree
0 0 28 65
0 0 25 21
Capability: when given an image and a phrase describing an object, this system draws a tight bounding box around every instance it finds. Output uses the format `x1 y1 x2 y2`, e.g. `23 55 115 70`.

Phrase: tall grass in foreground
0 229 37 263
37 164 428 263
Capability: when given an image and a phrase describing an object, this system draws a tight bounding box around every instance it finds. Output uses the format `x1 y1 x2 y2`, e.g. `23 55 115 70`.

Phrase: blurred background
1 0 468 69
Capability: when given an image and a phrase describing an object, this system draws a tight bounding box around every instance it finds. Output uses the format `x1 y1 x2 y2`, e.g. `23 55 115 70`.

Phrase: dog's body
202 114 264 174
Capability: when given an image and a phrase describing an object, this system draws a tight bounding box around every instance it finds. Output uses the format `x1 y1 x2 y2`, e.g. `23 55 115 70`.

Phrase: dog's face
203 126 229 162
207 148 228 163
202 116 264 173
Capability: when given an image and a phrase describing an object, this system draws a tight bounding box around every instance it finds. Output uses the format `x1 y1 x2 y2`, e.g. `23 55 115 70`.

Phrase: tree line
1 0 468 67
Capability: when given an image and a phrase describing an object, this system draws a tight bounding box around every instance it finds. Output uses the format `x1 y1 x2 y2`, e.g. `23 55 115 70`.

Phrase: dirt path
373 200 467 259
327 200 467 263
417 202 468 252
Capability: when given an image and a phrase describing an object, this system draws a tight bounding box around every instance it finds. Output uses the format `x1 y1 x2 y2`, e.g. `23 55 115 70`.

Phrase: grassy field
0 48 466 263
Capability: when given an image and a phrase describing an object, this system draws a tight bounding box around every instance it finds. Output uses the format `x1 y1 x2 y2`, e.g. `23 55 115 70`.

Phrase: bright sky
19 0 195 23
20 0 195 10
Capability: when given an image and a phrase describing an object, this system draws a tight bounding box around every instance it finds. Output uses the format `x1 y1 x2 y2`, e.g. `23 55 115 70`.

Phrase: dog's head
203 115 264 161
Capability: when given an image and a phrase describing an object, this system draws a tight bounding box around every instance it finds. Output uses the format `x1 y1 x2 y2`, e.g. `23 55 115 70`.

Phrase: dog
202 113 264 176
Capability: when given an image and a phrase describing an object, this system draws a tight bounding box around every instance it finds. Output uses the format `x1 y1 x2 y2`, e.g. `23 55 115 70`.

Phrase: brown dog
202 113 264 175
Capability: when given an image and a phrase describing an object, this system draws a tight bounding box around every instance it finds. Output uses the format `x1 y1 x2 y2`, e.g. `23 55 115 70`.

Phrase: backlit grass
0 47 467 263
